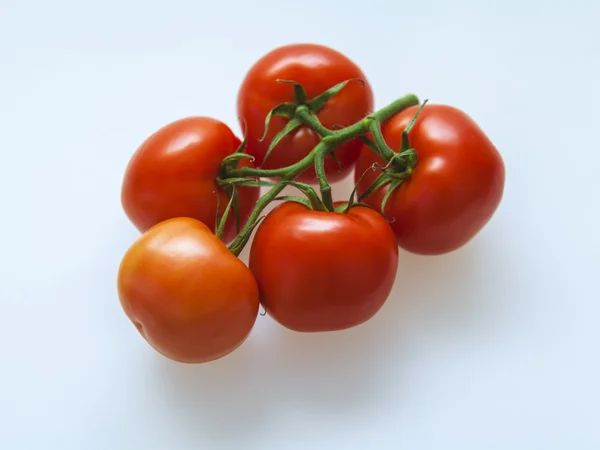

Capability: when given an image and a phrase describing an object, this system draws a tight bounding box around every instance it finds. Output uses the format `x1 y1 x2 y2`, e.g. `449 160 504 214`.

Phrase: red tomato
237 43 374 183
121 116 260 243
117 217 260 363
355 104 505 255
249 202 398 332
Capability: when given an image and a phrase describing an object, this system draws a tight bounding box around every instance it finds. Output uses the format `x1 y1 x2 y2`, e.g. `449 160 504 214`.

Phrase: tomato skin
237 43 374 183
355 104 505 255
121 117 260 243
117 217 259 363
249 202 398 332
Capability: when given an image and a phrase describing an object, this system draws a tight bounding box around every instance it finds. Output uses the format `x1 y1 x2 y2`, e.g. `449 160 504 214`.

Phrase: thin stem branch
295 106 334 137
367 119 397 161
315 146 334 210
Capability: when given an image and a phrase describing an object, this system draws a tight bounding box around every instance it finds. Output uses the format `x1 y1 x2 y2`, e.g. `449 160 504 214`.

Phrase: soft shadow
155 177 513 445
155 330 274 444
394 239 514 332
156 319 409 447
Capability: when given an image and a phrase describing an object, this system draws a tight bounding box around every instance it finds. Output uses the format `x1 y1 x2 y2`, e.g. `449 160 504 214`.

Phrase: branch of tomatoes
220 84 422 256
117 43 505 365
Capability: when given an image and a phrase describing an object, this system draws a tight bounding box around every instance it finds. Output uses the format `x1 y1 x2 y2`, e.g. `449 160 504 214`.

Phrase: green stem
215 186 235 240
314 147 334 210
295 96 419 163
367 119 397 162
227 142 328 256
225 93 420 256
373 94 420 122
295 106 334 137
228 94 419 180
227 155 311 179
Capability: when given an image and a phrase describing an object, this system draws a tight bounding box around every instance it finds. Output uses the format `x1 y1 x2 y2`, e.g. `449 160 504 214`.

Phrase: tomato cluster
117 43 505 364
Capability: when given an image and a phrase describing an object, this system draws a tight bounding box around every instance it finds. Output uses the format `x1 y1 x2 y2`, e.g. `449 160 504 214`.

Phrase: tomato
117 217 260 363
249 202 398 332
355 104 505 255
121 116 260 243
237 43 374 183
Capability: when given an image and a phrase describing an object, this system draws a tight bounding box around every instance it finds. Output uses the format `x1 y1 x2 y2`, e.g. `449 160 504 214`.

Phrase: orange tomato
117 217 259 363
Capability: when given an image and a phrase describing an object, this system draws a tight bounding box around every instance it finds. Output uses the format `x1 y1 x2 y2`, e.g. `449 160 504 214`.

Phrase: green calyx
257 78 366 170
216 78 423 256
354 99 428 221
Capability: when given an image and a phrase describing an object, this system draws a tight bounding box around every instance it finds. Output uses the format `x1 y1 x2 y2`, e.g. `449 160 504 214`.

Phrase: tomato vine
220 79 421 255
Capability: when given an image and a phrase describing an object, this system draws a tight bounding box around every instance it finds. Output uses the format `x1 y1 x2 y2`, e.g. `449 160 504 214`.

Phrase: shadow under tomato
389 237 513 336
155 332 273 444
155 316 409 447
155 179 512 446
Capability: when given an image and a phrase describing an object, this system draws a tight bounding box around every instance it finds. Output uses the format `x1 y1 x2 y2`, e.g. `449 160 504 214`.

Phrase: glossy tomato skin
117 217 259 364
355 104 505 255
237 43 374 183
121 117 260 243
249 202 398 332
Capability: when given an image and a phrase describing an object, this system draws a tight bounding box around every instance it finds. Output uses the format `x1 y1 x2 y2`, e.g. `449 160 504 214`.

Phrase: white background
1 0 598 448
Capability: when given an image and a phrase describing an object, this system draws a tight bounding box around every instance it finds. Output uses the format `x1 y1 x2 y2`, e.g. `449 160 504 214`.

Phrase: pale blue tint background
0 0 598 448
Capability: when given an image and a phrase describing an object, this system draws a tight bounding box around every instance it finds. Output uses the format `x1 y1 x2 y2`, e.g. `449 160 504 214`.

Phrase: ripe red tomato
249 202 398 332
121 116 260 243
117 217 260 363
237 43 374 183
355 104 505 255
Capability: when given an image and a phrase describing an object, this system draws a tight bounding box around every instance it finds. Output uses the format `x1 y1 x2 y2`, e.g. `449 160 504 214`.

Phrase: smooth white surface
1 1 598 448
